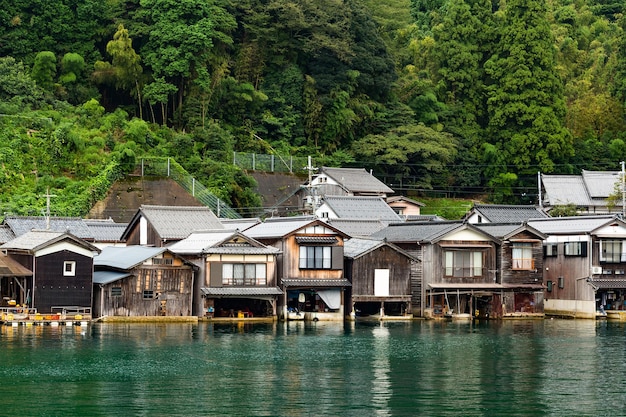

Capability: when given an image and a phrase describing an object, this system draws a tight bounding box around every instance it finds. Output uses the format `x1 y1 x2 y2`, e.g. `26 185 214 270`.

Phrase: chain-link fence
233 152 311 174
138 158 241 219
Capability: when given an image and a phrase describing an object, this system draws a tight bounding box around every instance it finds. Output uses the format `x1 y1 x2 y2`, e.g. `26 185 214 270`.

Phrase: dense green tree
0 57 44 108
31 51 57 91
484 0 573 178
351 123 458 189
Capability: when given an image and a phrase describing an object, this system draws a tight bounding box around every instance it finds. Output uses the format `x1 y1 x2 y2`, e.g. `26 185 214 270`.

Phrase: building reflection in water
371 323 392 416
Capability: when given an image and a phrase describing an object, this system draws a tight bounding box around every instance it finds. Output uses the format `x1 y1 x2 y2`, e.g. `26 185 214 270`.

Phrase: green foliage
31 51 57 90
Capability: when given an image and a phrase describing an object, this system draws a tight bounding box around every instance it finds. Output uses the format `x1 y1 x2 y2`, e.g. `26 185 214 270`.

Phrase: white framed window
512 243 534 270
299 246 332 269
600 240 626 263
63 261 76 276
444 251 483 277
564 242 587 257
222 263 267 286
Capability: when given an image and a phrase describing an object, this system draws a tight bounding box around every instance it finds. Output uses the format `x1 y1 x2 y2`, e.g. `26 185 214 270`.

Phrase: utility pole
621 161 626 219
304 156 318 214
42 187 57 230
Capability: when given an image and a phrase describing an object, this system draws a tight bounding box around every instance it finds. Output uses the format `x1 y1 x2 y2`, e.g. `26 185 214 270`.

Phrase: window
547 281 553 292
143 290 154 299
544 243 558 257
444 251 483 277
512 243 534 270
564 242 587 257
63 261 76 276
299 246 332 269
111 287 122 297
222 264 267 286
558 277 564 288
600 240 626 263
153 258 173 265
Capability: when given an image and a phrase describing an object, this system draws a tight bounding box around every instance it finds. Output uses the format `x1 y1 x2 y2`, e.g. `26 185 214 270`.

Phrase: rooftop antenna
42 187 57 230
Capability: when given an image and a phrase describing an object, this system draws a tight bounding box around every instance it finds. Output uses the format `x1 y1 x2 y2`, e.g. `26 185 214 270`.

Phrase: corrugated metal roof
93 270 132 285
133 205 224 240
528 215 617 234
321 196 401 221
4 216 93 239
0 252 32 276
94 246 166 269
326 219 388 237
201 287 283 296
370 221 463 243
282 278 352 287
84 219 127 242
471 204 549 223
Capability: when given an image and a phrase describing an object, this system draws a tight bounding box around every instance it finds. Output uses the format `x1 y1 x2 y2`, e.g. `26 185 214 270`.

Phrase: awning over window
282 278 351 288
201 287 283 298
589 279 626 289
317 289 341 309
295 236 338 244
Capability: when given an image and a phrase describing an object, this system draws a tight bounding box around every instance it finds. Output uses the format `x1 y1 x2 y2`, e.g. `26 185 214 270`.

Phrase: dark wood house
120 205 224 247
169 230 281 318
344 237 419 319
93 246 196 318
371 221 503 318
244 217 351 321
475 223 547 317
0 230 100 315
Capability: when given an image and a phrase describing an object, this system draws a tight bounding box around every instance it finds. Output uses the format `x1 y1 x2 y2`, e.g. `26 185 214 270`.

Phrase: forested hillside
1 0 625 217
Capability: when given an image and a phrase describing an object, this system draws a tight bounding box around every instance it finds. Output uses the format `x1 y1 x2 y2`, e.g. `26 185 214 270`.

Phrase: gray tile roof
370 221 464 243
0 230 100 253
474 223 547 240
243 216 317 239
168 230 279 255
541 171 623 208
326 219 388 237
94 246 166 269
84 219 127 242
589 279 626 289
282 278 352 287
0 225 15 244
125 205 224 241
343 238 386 258
201 287 283 296
528 215 618 234
470 204 549 223
321 196 401 221
220 218 261 231
320 167 393 194
386 195 425 206
4 216 93 239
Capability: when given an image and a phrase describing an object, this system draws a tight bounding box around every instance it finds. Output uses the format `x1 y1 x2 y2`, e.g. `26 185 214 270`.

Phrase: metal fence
233 152 312 174
138 158 241 219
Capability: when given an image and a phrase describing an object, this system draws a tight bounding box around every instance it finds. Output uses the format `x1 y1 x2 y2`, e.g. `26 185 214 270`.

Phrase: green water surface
0 319 624 416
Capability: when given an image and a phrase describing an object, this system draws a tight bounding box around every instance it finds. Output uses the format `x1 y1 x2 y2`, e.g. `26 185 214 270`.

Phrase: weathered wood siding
98 265 194 317
500 233 544 285
205 254 277 287
350 246 413 297
34 251 93 313
124 221 163 247
425 241 498 285
543 240 591 301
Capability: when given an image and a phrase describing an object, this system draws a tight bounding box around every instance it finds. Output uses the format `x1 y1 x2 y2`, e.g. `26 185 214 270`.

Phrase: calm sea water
1 319 625 416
